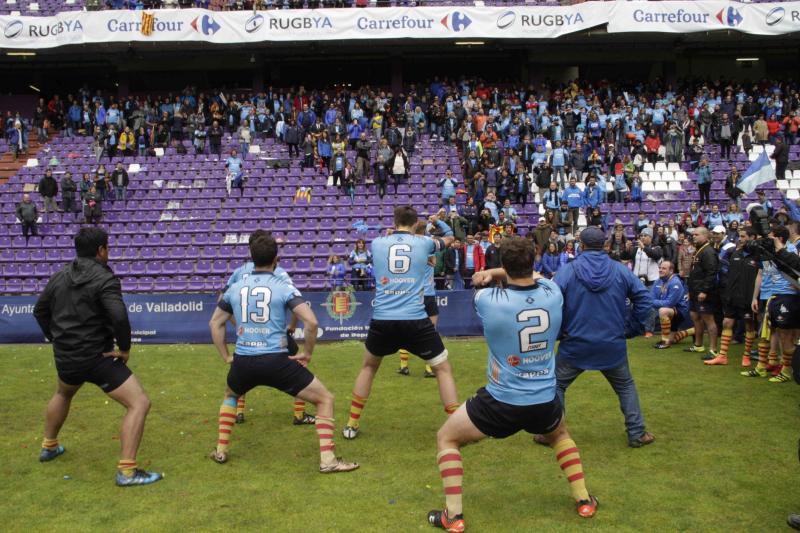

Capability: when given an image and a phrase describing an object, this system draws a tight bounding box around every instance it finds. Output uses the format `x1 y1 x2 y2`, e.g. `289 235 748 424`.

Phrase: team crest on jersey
322 286 361 324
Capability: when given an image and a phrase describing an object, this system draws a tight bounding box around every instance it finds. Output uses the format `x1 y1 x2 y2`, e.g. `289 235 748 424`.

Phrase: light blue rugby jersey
371 231 444 320
474 279 564 406
220 272 304 356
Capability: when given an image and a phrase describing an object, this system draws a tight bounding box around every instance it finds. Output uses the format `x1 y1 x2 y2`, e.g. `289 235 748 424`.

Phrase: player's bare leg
343 351 383 439
107 375 162 486
40 380 81 462
425 315 440 377
430 357 460 415
295 377 358 473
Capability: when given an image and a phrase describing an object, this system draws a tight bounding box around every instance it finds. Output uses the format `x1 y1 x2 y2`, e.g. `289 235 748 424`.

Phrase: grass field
1 338 798 532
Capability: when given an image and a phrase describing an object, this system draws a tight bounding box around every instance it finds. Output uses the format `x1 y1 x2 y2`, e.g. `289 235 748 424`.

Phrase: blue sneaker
115 469 163 487
39 445 65 462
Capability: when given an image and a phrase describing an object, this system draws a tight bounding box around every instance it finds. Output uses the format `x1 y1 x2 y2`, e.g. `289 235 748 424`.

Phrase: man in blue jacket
652 261 692 350
583 175 603 211
543 226 655 448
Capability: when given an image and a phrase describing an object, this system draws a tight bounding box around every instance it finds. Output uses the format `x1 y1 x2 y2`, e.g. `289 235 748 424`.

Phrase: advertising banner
0 289 483 344
0 4 609 49
607 1 800 36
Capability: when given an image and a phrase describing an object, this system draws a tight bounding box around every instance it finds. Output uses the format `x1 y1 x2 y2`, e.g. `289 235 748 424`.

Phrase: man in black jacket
484 233 502 269
684 227 720 358
771 137 789 181
33 227 162 487
38 168 58 215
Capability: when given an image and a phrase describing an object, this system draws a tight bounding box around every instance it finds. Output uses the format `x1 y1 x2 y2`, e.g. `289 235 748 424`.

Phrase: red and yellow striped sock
444 403 459 416
216 399 237 454
659 317 672 343
293 400 306 420
399 350 410 369
347 392 367 429
718 328 733 358
744 331 755 355
756 339 769 370
673 328 694 343
768 350 778 367
117 459 137 477
781 350 793 378
437 448 463 517
315 416 336 464
553 438 590 501
236 396 246 416
42 437 58 451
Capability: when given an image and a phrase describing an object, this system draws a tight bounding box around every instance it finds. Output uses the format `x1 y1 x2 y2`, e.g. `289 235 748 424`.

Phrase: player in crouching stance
208 233 357 473
428 237 597 532
343 206 459 440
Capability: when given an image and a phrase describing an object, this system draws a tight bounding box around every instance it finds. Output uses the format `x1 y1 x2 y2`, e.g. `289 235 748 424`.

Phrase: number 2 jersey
370 231 444 320
474 279 564 406
219 272 304 356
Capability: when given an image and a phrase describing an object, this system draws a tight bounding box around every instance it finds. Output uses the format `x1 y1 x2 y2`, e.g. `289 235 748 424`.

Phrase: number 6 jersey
370 231 445 321
219 272 305 356
474 280 564 406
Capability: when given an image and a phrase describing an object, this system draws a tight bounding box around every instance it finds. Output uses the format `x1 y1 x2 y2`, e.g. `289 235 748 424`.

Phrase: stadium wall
0 290 483 344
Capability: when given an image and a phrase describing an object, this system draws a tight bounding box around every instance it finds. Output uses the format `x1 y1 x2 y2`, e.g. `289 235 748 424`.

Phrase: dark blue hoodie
553 251 652 370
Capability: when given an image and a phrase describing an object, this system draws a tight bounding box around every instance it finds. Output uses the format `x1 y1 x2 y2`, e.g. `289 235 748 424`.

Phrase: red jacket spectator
644 134 661 154
767 118 781 136
461 242 485 274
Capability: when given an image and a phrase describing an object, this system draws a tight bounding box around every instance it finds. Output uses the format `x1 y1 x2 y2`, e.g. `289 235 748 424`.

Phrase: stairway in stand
0 129 56 185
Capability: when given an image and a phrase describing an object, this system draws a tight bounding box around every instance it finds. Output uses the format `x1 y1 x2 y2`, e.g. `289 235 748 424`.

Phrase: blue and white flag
736 151 775 195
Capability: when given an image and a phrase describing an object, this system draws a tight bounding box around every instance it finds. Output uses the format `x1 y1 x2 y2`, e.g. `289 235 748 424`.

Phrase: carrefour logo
245 13 264 33
716 6 742 27
357 15 433 31
440 11 472 32
765 6 784 26
4 19 23 38
191 15 221 35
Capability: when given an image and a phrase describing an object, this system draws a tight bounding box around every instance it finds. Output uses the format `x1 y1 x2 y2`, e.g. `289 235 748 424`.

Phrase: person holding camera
684 227 720 358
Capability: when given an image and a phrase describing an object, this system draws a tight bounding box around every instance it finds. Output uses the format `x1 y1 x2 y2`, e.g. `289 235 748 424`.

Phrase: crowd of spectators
5 77 800 292
98 0 421 11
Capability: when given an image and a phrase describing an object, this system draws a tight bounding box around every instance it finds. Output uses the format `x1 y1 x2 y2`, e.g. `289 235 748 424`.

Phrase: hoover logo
716 6 743 27
496 10 515 29
245 13 264 33
191 15 221 35
4 19 23 38
441 11 472 32
765 6 785 26
322 287 361 324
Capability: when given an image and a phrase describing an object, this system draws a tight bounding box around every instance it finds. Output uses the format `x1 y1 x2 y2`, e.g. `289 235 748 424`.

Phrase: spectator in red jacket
461 233 485 288
644 129 661 164
766 116 781 144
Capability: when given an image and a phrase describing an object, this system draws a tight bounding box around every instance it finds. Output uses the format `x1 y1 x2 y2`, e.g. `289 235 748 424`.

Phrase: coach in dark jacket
32 227 161 485
686 227 720 356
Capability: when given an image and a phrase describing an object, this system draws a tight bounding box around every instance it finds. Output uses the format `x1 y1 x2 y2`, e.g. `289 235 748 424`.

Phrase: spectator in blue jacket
540 242 560 278
550 140 569 188
651 261 690 349
439 169 458 207
326 254 347 290
563 177 583 235
696 157 712 206
542 181 562 212
781 192 800 222
583 175 603 211
544 226 655 448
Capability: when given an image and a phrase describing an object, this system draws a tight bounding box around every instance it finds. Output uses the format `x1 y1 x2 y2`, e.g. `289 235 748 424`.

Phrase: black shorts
722 301 754 321
365 319 446 360
670 309 687 332
57 355 132 393
768 294 800 330
227 353 314 397
466 387 563 439
424 295 439 317
690 297 717 315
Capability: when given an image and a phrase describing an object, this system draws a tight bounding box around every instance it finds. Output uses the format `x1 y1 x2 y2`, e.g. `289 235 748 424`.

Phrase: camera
742 204 774 257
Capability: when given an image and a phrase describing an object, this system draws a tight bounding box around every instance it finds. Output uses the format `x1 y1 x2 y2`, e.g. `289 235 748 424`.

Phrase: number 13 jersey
474 280 564 406
370 231 445 321
219 272 305 356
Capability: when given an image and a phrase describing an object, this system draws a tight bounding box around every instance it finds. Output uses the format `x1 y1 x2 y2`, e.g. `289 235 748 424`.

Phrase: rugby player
343 206 459 440
33 227 162 486
428 236 597 532
651 261 693 350
209 233 357 472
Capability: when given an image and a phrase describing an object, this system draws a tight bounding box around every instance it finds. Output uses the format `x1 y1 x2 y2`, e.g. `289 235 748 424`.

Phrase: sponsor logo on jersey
507 355 521 367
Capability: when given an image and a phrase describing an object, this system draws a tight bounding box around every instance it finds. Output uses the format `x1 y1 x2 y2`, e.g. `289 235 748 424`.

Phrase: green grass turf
0 338 798 532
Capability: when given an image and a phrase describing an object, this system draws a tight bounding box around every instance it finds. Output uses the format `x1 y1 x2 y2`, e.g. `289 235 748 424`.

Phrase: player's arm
209 306 234 364
288 301 317 365
751 269 762 313
473 267 507 287
99 277 132 362
33 279 54 341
